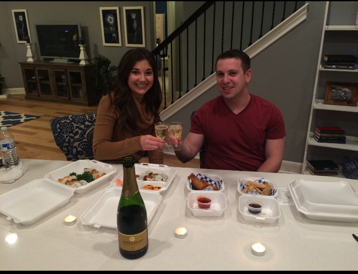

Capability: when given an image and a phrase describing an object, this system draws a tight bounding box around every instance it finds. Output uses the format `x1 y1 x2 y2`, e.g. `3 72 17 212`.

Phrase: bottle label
118 229 148 251
1 142 15 151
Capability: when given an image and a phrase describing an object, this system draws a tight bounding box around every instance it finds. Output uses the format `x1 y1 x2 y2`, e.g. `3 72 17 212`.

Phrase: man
169 49 286 172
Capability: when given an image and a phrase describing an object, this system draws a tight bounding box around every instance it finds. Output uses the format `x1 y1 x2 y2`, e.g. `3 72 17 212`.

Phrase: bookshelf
301 2 358 178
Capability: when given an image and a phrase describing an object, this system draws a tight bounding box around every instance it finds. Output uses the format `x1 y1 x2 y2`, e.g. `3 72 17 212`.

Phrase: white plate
187 173 225 192
187 191 227 217
110 163 176 193
0 179 74 225
80 186 162 229
288 179 358 222
238 195 281 224
238 177 277 197
45 160 116 194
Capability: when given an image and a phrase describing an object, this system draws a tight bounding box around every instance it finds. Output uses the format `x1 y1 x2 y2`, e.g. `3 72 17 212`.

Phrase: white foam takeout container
0 178 75 225
187 191 227 217
110 163 176 193
80 186 162 229
238 195 281 224
187 173 225 192
45 160 116 194
288 179 358 222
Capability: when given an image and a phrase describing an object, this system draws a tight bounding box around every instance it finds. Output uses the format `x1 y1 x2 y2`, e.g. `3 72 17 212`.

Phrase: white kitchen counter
0 159 357 270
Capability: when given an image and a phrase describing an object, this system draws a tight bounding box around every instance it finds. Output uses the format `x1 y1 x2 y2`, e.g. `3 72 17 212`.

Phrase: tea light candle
252 243 265 256
175 227 187 239
64 215 77 226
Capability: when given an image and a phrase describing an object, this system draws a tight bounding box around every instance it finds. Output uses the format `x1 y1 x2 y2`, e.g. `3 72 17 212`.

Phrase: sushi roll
74 182 82 188
84 168 91 174
79 180 87 186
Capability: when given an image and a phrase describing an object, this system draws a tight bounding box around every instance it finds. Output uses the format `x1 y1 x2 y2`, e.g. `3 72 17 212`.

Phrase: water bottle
0 127 19 169
117 157 148 259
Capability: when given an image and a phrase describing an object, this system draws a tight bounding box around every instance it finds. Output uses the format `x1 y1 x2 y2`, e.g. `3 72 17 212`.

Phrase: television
35 23 82 63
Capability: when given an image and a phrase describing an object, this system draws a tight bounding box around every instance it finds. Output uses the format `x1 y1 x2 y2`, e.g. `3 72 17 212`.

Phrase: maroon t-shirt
190 94 286 171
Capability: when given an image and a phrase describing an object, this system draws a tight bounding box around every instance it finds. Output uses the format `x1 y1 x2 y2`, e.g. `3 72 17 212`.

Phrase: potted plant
92 55 117 97
0 74 5 95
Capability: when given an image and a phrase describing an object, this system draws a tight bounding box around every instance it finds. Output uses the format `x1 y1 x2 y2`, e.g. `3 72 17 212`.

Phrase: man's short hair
215 49 251 73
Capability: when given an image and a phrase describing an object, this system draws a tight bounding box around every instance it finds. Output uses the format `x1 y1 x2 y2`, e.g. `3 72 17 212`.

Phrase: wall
0 1 155 89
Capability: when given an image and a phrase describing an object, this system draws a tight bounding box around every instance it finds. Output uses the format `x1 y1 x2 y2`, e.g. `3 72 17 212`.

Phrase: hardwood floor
0 94 199 168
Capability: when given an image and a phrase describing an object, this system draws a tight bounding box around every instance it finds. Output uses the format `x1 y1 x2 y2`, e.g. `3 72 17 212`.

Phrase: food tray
45 160 116 194
187 191 227 217
238 195 281 224
80 186 162 229
238 177 277 197
187 173 225 192
0 178 75 225
110 163 176 193
288 179 358 222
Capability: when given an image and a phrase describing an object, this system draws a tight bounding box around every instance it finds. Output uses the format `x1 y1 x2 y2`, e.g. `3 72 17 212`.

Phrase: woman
93 48 165 164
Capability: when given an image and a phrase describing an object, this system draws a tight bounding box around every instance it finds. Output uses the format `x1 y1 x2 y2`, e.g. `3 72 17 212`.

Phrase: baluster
203 10 206 81
162 54 167 109
281 1 287 22
240 1 245 50
178 31 182 99
270 1 276 30
221 1 225 53
186 26 189 94
248 2 255 46
230 1 235 49
211 2 216 74
170 41 174 104
294 1 298 12
194 19 197 87
259 1 265 39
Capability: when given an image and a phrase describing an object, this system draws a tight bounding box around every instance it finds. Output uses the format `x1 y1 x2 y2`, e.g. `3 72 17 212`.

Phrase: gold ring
151 145 153 150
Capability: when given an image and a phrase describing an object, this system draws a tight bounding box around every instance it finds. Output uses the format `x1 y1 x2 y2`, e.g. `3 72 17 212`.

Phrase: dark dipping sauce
248 203 262 214
197 196 211 209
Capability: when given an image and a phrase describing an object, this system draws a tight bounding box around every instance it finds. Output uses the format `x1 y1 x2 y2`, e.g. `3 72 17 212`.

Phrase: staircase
152 1 308 119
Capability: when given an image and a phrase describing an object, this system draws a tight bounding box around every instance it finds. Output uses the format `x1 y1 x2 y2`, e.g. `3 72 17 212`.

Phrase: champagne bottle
117 157 148 259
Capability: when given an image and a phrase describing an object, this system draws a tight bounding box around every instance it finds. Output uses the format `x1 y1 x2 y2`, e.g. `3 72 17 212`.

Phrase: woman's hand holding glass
141 134 165 151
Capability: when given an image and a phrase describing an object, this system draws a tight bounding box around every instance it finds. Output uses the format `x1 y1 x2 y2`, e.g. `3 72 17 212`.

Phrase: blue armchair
191 110 205 168
50 113 96 161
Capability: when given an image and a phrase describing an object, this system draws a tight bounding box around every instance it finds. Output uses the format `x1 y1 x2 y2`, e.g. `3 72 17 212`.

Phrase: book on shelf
313 133 346 140
313 136 346 144
324 61 356 66
322 64 355 70
314 131 345 138
306 160 339 171
323 55 358 63
306 166 338 176
315 126 344 134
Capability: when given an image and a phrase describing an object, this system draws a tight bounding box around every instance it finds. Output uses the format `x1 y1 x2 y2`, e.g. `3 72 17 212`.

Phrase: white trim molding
160 3 309 121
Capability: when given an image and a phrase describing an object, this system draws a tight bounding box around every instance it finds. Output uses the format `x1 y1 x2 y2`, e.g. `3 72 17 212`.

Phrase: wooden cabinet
19 61 99 106
302 3 358 177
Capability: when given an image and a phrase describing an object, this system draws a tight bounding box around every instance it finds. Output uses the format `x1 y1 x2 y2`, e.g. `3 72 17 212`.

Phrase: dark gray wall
0 1 155 89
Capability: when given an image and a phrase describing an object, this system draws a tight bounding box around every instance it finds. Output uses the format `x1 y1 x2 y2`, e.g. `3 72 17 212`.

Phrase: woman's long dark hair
108 48 162 134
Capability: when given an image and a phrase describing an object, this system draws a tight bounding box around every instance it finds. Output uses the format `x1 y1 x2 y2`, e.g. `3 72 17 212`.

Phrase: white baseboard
4 88 25 94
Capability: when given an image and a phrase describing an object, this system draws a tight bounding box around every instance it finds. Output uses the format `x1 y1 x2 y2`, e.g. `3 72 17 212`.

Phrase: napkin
0 161 27 184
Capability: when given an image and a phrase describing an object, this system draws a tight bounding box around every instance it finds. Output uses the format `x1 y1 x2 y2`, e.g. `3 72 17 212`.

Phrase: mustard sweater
93 94 163 164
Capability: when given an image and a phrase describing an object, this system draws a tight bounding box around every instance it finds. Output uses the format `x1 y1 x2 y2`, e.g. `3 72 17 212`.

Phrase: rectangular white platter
110 163 176 193
0 178 75 225
80 186 162 229
44 160 116 194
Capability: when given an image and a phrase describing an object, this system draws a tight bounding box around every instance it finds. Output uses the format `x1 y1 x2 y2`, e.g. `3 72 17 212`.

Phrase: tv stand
19 61 99 106
50 58 74 63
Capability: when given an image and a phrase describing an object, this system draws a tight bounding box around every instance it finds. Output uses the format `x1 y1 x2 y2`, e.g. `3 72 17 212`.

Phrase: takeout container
238 195 281 224
0 160 116 225
80 186 162 229
288 179 358 222
0 178 75 225
238 177 277 197
110 163 176 193
187 173 225 192
45 160 116 194
187 191 227 217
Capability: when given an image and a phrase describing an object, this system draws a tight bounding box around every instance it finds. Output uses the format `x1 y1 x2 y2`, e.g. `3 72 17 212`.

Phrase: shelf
314 99 358 113
308 133 358 151
325 25 358 31
26 79 37 83
319 67 358 73
303 165 345 178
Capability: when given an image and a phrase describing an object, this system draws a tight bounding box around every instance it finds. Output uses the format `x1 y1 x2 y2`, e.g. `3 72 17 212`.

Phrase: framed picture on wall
12 9 31 43
324 82 358 106
99 7 122 46
123 6 145 47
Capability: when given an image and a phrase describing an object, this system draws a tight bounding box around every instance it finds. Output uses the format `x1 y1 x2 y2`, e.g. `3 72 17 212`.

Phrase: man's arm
174 132 205 163
256 138 285 173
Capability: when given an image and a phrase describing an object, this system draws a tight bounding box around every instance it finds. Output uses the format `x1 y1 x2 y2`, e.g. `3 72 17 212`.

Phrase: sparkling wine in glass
169 122 183 151
155 122 168 150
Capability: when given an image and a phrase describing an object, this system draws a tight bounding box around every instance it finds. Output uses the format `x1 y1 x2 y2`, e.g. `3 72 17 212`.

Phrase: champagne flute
154 122 169 150
169 122 183 151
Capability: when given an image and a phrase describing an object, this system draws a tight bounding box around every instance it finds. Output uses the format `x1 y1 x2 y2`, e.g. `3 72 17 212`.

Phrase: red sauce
197 196 211 209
